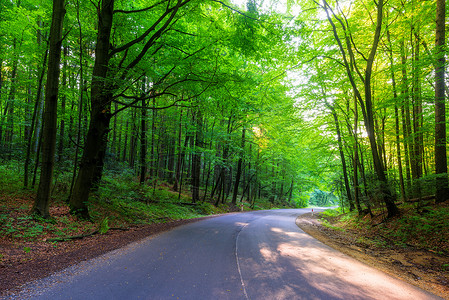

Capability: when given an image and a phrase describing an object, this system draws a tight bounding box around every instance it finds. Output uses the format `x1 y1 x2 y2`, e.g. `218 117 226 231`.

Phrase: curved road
9 209 441 299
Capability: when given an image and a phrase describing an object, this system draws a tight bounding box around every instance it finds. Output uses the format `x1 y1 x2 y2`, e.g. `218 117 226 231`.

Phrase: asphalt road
8 209 442 300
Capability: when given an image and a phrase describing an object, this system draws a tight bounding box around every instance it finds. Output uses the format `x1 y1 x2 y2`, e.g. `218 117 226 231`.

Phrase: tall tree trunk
353 95 362 214
173 109 183 191
4 38 18 154
411 33 423 183
150 97 157 180
328 104 354 212
322 0 399 217
57 46 68 162
24 42 48 187
191 109 203 203
122 120 129 162
139 85 147 184
400 41 412 197
232 127 245 205
69 0 114 218
435 0 449 203
33 0 66 217
387 29 406 202
128 108 138 169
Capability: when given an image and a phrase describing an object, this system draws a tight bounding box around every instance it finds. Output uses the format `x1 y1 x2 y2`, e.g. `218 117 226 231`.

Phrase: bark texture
33 0 66 218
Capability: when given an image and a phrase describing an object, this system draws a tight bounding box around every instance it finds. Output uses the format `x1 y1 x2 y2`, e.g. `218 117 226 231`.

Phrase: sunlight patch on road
234 222 249 227
260 246 279 263
275 237 430 300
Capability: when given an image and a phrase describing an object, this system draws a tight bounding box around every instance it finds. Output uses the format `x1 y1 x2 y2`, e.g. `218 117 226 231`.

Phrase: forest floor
0 213 219 297
296 210 449 299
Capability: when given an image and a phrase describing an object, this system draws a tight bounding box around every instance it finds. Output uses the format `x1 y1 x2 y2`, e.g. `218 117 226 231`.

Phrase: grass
316 203 449 254
320 218 345 232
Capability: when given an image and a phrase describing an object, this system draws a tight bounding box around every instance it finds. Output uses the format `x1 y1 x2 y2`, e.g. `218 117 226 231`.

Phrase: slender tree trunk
400 41 412 197
32 129 43 187
150 98 156 179
24 43 48 187
435 0 449 203
4 39 18 154
412 33 423 182
58 46 68 162
129 108 138 169
69 75 84 200
173 109 183 191
191 110 203 203
122 120 128 161
387 29 406 202
328 105 354 212
353 96 362 214
33 0 66 217
232 127 245 205
322 0 399 217
139 85 147 184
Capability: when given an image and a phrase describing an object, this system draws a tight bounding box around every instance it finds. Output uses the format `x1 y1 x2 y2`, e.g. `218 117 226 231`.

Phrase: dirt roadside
296 212 449 299
0 216 217 297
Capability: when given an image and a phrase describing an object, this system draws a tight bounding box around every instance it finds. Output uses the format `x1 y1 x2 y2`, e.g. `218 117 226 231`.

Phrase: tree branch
113 0 168 14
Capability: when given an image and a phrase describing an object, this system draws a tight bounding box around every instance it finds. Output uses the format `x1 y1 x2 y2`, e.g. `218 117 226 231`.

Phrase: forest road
7 209 442 300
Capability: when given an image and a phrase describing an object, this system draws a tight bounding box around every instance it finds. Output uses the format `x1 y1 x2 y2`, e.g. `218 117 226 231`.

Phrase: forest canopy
0 0 447 217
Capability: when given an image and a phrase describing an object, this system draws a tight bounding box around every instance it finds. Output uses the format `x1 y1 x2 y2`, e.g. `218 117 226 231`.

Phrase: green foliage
309 189 338 207
94 170 227 224
382 206 449 249
320 208 341 217
0 161 25 193
320 218 345 232
99 217 110 235
0 213 49 239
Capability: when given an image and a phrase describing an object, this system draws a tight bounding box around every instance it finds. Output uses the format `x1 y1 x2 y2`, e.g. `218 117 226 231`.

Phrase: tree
32 0 66 218
319 0 399 217
434 0 448 203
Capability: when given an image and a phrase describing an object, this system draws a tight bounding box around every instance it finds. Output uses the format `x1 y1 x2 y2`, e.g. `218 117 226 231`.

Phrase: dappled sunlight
238 217 436 300
260 246 279 263
234 222 249 227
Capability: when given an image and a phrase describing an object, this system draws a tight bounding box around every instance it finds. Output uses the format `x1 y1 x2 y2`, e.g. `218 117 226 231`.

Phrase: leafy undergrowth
0 188 227 246
319 201 449 255
0 163 281 247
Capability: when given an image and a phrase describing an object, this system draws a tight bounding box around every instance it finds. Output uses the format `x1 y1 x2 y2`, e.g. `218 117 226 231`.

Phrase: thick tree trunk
69 0 114 218
435 0 449 203
33 0 66 218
